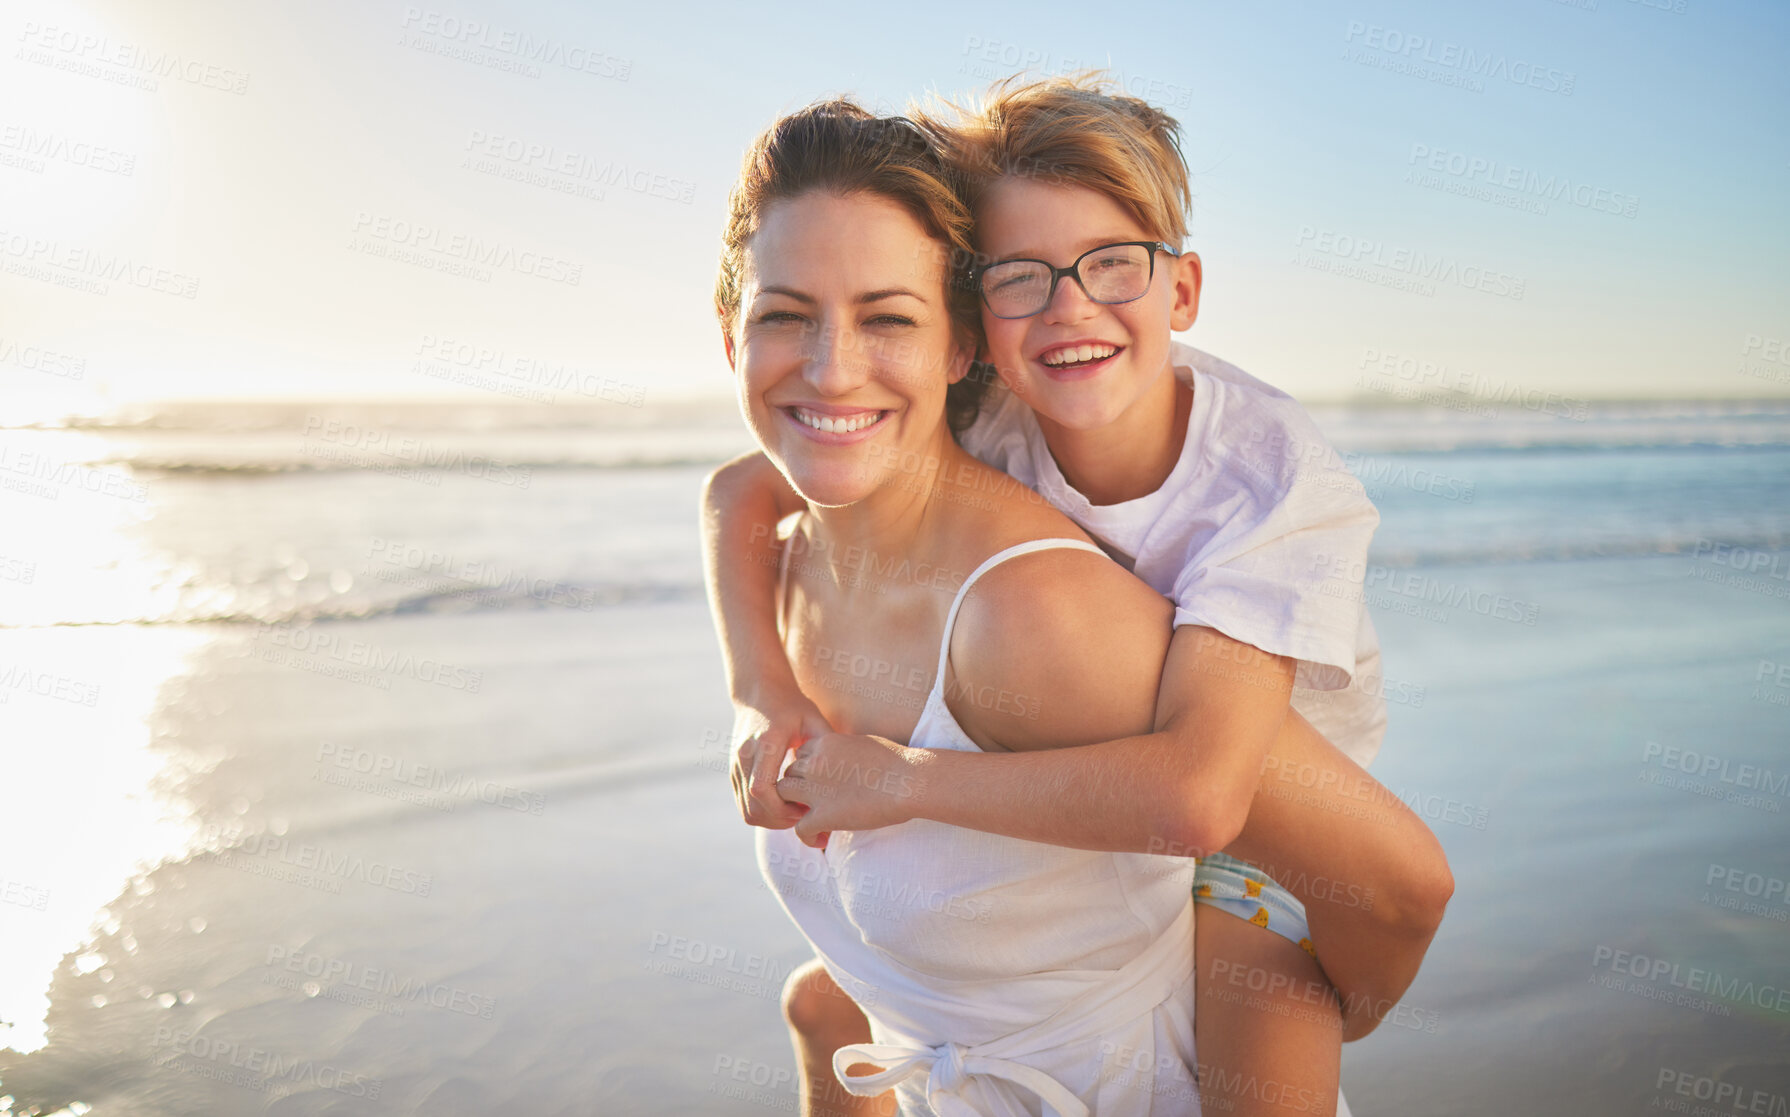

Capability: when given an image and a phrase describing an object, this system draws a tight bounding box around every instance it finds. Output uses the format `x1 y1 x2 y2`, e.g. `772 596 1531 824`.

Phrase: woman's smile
784 404 893 443
731 189 967 507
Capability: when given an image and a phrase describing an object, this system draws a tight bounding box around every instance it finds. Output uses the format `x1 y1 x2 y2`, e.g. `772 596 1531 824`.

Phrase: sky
2 0 1788 415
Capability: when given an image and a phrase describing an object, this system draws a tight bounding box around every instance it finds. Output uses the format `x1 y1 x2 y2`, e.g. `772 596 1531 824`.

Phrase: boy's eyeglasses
973 241 1178 320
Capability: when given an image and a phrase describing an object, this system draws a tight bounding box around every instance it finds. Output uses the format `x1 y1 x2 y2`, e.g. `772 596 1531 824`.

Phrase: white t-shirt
959 342 1387 768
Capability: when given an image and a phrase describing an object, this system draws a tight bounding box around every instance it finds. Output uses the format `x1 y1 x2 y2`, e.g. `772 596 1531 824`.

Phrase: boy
704 75 1446 1116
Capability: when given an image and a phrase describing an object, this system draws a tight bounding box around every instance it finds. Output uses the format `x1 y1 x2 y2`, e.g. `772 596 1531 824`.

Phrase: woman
715 100 1442 1116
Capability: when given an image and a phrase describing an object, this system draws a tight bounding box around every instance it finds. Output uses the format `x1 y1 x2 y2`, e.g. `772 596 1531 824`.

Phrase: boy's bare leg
782 959 893 1117
1195 911 1342 1117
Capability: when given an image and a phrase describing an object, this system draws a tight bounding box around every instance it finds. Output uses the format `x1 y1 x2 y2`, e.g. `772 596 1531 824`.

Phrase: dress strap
775 513 803 643
930 538 1109 690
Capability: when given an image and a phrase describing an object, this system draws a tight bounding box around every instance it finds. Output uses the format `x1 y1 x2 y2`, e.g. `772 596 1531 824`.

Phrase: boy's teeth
796 409 880 434
1043 344 1118 367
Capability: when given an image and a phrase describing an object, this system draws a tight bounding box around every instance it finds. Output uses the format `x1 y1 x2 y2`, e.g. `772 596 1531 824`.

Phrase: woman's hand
777 733 926 848
730 695 835 830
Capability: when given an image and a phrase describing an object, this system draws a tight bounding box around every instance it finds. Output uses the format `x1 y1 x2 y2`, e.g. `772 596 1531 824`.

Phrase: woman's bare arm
699 452 831 830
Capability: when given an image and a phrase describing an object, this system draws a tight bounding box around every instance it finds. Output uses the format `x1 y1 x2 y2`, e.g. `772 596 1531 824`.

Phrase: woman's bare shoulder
942 529 1174 752
932 452 1092 549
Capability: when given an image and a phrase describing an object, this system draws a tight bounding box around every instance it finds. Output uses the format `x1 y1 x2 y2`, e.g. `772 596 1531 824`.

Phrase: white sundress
757 537 1203 1116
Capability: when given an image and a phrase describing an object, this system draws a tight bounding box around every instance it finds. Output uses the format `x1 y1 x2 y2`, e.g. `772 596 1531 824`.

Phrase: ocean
0 395 1786 1114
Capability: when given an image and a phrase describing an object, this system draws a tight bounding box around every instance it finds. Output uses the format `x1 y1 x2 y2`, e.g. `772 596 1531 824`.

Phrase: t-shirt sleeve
1168 396 1379 692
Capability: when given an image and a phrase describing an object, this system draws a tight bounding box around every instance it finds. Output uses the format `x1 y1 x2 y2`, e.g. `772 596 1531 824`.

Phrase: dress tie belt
832 899 1195 1116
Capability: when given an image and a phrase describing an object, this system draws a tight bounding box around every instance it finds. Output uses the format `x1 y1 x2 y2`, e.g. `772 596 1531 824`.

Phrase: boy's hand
730 698 834 830
778 733 924 847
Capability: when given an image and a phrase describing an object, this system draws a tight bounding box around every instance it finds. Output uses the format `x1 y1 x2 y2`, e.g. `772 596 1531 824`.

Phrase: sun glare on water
0 430 213 1055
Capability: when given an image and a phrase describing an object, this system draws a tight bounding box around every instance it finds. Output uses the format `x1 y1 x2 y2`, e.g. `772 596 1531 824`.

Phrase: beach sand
1 601 820 1114
2 412 1786 1114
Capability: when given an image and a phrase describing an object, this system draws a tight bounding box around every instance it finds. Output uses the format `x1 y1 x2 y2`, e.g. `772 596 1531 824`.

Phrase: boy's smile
1036 339 1123 379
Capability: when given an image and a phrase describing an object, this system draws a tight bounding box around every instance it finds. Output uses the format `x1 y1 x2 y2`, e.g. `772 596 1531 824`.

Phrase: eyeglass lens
980 243 1154 318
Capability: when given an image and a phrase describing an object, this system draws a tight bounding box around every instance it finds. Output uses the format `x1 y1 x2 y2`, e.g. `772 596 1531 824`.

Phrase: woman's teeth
793 408 882 434
1041 344 1118 368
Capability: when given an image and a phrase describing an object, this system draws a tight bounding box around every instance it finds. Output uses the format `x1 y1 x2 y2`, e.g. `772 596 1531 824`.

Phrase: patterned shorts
1192 852 1315 960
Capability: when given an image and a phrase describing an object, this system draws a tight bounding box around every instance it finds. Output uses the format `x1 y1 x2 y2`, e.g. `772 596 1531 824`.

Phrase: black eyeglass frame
971 241 1180 320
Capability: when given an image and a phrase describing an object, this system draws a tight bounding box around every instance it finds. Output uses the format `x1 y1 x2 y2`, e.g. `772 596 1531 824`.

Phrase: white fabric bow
832 1038 1090 1117
825 901 1196 1116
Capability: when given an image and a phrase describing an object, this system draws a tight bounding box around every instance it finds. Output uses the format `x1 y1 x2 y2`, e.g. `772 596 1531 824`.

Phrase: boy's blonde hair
914 72 1192 251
